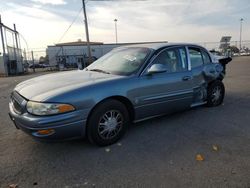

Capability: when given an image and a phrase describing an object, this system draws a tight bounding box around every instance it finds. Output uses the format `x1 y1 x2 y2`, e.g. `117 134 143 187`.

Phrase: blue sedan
9 43 231 146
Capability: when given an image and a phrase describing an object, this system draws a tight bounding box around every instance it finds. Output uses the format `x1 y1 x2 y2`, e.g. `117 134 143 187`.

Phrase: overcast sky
0 0 249 51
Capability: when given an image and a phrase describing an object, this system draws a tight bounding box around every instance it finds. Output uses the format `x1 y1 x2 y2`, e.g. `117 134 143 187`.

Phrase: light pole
114 19 118 44
239 18 244 51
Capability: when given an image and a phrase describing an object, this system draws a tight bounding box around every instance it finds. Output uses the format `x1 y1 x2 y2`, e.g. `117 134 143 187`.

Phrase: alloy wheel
98 110 123 140
211 86 222 104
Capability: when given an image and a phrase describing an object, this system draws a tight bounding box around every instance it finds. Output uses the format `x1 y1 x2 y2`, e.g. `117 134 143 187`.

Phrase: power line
57 7 83 44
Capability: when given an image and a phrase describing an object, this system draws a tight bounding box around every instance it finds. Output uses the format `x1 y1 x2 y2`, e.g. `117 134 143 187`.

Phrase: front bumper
9 102 89 141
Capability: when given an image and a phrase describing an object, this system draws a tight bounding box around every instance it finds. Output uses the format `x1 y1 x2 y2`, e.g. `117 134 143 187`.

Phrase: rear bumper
9 103 89 141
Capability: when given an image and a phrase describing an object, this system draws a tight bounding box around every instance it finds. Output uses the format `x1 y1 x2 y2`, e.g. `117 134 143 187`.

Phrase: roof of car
120 42 204 50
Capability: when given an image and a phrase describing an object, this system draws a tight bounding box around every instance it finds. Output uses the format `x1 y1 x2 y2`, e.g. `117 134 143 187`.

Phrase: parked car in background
29 63 49 69
9 43 231 146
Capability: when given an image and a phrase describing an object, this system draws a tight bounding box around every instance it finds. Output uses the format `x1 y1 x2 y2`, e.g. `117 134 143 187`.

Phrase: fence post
0 15 8 76
31 50 35 73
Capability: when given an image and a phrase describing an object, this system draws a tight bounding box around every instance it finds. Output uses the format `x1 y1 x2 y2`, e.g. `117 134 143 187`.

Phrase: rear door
133 46 194 120
187 46 213 105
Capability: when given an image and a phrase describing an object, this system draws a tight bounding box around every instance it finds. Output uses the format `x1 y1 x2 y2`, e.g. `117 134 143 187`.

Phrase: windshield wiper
88 69 110 74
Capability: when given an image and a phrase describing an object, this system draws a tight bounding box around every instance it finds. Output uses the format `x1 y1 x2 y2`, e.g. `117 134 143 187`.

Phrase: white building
46 41 168 68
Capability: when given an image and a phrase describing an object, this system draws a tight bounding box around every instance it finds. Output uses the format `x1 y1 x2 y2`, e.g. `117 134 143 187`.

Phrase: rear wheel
87 99 129 146
207 80 225 107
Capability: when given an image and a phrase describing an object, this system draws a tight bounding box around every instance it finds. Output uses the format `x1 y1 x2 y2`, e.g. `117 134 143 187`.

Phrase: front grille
12 97 22 114
11 91 26 114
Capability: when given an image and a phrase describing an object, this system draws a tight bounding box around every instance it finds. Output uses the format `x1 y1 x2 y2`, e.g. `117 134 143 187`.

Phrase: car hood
15 70 120 101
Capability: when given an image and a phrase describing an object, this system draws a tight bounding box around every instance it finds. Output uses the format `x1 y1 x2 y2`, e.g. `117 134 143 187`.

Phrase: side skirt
190 101 207 108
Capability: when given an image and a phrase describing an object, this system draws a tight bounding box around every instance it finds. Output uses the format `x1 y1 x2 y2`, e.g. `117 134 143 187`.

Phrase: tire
87 99 130 146
207 80 225 107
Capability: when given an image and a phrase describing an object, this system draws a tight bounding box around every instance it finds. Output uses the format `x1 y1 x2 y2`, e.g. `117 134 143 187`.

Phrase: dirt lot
0 56 250 188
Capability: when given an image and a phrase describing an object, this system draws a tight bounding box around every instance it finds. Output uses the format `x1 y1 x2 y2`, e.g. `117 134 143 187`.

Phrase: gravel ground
0 57 250 188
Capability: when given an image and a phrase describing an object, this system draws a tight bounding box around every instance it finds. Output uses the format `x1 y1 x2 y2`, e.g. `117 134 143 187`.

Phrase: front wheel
207 80 225 107
87 99 129 146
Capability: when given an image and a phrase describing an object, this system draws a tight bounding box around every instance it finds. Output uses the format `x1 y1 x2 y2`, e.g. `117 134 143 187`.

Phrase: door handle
182 76 191 81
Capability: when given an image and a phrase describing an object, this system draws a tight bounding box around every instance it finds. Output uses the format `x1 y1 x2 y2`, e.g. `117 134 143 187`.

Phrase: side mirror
147 64 167 75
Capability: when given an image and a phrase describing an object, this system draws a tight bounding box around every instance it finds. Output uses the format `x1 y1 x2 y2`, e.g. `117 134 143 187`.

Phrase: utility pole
82 0 92 64
114 19 118 44
239 18 244 52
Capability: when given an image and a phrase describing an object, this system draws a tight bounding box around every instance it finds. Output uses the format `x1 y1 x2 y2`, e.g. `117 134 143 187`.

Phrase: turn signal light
37 129 55 135
58 104 75 113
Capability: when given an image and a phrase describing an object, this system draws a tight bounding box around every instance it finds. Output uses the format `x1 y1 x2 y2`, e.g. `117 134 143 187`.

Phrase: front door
133 47 194 120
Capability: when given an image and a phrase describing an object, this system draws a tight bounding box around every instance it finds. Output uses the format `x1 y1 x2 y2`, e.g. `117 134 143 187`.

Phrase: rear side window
189 48 203 68
201 50 211 64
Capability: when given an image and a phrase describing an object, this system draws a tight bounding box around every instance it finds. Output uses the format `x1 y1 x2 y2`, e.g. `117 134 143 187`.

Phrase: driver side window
151 48 186 73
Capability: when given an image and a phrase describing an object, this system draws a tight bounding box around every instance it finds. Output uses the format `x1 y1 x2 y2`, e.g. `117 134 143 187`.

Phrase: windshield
87 47 151 76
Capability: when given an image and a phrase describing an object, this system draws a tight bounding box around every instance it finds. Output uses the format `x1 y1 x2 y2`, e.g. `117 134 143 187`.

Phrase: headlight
26 101 75 116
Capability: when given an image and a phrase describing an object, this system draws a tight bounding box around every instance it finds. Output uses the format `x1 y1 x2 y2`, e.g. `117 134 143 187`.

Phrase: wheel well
208 79 223 86
111 96 135 121
86 96 135 126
